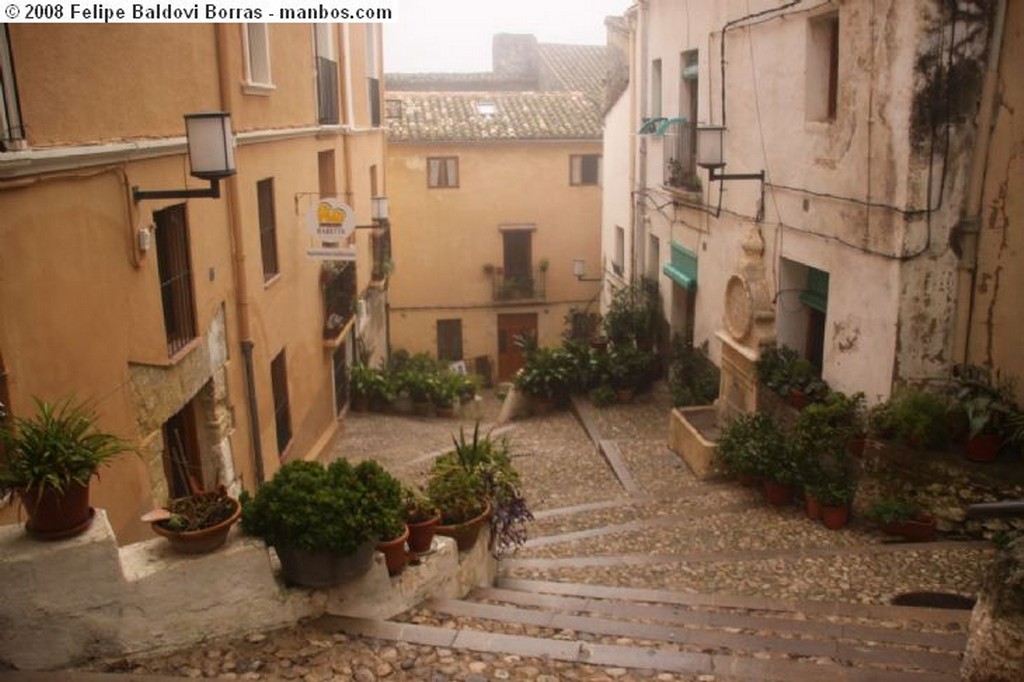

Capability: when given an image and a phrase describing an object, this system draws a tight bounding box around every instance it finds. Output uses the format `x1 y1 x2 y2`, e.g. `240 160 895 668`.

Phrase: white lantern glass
371 196 389 221
573 259 586 277
185 112 236 180
696 125 725 169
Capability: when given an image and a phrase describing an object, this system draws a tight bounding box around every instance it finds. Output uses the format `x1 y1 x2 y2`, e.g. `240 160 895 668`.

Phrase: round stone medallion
724 275 753 341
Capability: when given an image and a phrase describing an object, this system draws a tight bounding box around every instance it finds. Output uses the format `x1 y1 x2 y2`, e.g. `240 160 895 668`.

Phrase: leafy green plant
603 277 663 351
427 424 533 555
866 497 922 524
755 345 800 396
515 347 573 401
588 384 618 408
608 345 656 392
350 363 390 405
0 397 130 498
887 389 952 449
403 486 438 524
953 364 1018 439
241 459 392 554
717 413 785 480
669 334 719 407
353 459 405 541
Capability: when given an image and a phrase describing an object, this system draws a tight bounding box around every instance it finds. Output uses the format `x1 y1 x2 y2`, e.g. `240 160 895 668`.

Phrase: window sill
663 184 704 205
263 272 282 290
804 120 834 133
130 337 203 369
242 81 276 96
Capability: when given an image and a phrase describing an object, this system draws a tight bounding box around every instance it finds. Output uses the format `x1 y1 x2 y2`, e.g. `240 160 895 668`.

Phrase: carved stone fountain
668 227 776 478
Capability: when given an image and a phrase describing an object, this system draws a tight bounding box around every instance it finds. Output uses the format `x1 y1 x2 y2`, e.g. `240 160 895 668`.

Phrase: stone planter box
668 406 719 480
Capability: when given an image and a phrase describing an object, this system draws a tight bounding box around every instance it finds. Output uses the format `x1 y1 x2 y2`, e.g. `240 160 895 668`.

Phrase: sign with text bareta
306 197 356 261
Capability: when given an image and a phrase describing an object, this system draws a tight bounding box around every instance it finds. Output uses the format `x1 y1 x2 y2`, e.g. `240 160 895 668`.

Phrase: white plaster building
603 0 995 402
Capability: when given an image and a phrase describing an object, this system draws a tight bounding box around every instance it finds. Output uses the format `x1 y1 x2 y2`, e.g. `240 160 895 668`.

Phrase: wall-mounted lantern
371 196 389 223
696 125 764 183
133 112 236 202
573 258 601 282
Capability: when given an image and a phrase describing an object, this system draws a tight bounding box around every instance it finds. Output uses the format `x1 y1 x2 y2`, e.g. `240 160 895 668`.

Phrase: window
570 154 602 186
0 25 24 150
651 58 662 118
806 12 839 122
257 178 279 281
314 24 339 124
437 319 464 362
664 50 700 190
270 350 292 456
427 157 459 188
154 204 197 356
243 23 272 87
332 345 348 416
366 25 381 127
162 400 202 498
614 226 625 276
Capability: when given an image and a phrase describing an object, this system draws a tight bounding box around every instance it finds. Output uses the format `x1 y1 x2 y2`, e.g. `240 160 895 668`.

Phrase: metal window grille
257 178 279 280
437 319 464 361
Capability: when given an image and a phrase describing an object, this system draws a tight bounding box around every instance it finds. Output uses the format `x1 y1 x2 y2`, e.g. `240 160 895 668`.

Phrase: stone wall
0 510 495 671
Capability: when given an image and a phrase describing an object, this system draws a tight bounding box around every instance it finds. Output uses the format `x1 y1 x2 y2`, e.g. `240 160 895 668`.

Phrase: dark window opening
162 401 202 499
154 204 197 356
271 350 292 456
257 178 279 280
437 319 464 362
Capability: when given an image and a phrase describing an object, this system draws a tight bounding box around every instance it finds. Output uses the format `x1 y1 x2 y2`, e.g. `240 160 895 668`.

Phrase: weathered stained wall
618 0 990 402
963 0 1023 399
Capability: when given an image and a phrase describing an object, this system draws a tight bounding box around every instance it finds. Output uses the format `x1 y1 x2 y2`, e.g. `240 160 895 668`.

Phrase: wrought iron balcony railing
490 267 546 302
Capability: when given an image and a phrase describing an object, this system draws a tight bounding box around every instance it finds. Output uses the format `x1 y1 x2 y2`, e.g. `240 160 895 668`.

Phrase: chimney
492 34 540 84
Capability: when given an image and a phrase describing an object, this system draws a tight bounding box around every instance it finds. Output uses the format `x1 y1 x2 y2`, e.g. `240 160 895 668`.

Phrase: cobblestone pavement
87 384 991 681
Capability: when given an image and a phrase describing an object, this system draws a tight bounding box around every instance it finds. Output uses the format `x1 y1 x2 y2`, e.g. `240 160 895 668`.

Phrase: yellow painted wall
0 23 387 542
387 140 602 375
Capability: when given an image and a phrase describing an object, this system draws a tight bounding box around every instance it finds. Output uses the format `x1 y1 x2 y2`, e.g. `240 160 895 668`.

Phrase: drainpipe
634 0 649 284
215 25 265 485
954 0 1007 364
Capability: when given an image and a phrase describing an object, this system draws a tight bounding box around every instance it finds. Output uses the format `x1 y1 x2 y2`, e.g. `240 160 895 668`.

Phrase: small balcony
488 267 546 302
662 119 702 194
322 262 357 341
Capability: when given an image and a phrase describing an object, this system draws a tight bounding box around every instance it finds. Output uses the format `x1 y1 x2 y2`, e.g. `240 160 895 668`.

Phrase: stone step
319 615 959 682
496 579 973 629
502 540 993 571
418 597 960 673
472 587 967 650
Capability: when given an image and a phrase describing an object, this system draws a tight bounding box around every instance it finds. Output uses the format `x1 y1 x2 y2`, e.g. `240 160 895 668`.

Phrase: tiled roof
386 36 608 143
386 91 602 143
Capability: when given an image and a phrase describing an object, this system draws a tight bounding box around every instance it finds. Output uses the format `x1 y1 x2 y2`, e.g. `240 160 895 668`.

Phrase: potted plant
866 497 937 542
886 389 951 450
805 452 857 530
355 460 408 576
431 373 459 418
240 460 380 587
755 345 799 398
608 346 655 402
0 397 130 540
349 363 376 412
427 424 532 555
145 485 241 554
403 486 440 554
716 413 778 488
515 347 573 413
953 365 1016 462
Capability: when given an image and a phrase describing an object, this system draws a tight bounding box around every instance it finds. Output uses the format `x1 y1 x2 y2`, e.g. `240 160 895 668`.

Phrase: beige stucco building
605 0 1004 402
0 22 389 543
385 35 604 383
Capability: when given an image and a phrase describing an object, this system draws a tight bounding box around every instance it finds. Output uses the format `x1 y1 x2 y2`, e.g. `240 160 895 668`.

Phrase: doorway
162 398 203 498
497 313 538 382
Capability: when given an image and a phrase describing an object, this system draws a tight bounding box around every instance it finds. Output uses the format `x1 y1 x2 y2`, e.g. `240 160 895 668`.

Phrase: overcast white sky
384 0 632 73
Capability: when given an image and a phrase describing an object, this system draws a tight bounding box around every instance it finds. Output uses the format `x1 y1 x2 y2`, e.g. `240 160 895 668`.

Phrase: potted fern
0 397 130 540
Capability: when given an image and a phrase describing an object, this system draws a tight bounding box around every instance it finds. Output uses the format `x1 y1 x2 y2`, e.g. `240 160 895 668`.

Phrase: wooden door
497 313 538 383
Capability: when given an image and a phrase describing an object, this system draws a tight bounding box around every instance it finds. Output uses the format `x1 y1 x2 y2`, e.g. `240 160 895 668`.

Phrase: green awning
799 267 830 313
654 117 688 136
664 243 697 291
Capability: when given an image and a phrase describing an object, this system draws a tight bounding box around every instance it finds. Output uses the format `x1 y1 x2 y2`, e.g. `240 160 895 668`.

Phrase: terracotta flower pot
821 504 850 530
407 512 441 554
788 389 809 410
762 479 797 507
20 481 94 540
965 433 1000 463
881 514 937 542
151 495 242 554
805 492 822 521
376 525 410 576
436 500 491 552
737 473 760 488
